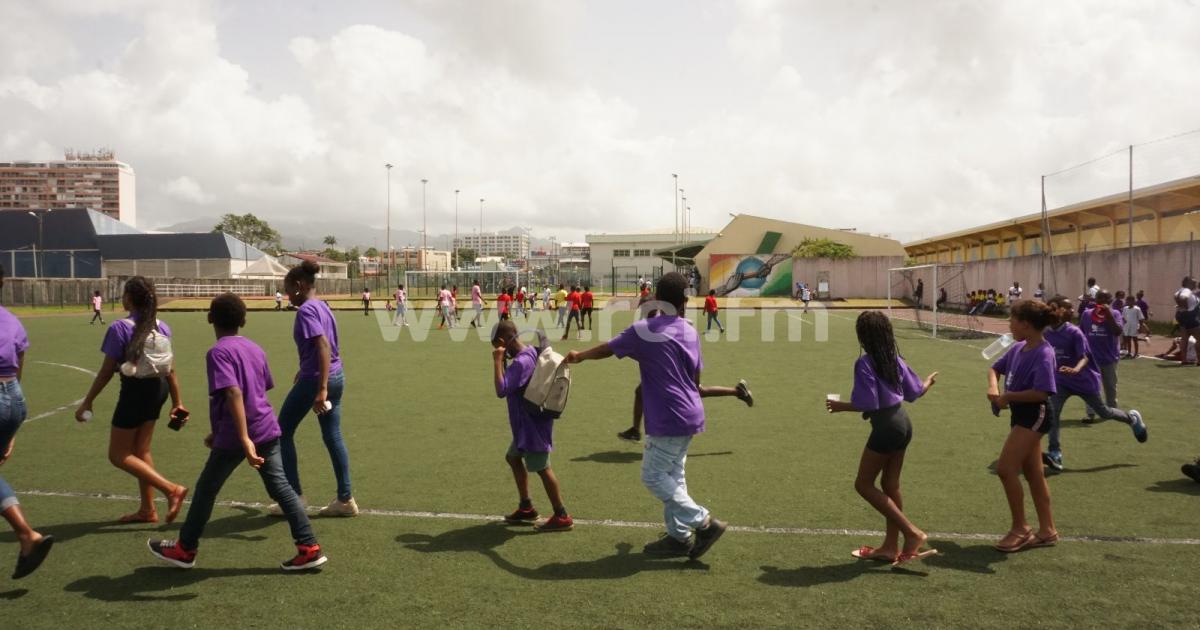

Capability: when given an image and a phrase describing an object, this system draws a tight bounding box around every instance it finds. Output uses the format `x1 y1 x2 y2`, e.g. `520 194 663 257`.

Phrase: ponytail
123 276 158 363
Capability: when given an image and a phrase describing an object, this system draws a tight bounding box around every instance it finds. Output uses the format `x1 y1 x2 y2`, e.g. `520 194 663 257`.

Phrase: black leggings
865 405 912 454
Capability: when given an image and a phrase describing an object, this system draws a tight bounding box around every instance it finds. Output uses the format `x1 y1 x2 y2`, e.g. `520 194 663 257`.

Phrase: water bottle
981 333 1014 360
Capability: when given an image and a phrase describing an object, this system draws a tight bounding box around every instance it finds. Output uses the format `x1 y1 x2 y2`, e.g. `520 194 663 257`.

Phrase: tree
456 247 477 265
323 235 337 247
364 247 380 258
213 213 282 253
792 238 856 260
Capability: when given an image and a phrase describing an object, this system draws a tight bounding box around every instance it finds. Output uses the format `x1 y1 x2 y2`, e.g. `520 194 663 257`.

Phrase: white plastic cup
981 333 1014 361
826 393 840 413
319 401 333 414
80 410 93 422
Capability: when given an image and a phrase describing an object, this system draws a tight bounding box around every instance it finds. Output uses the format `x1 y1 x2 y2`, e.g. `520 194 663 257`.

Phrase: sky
3 0 1199 245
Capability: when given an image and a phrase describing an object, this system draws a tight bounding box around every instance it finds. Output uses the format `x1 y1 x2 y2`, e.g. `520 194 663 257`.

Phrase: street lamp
385 163 393 281
686 205 692 241
27 211 46 278
454 189 460 270
421 178 428 271
680 196 687 240
479 198 485 256
672 173 679 243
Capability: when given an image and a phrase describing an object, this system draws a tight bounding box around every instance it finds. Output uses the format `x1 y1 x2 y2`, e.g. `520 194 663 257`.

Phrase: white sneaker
317 497 360 517
267 495 307 517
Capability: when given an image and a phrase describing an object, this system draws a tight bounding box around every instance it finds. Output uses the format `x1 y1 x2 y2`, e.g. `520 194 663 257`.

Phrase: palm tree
323 235 337 247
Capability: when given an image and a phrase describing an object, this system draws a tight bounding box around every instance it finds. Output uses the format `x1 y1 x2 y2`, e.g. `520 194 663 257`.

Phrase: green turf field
1 307 1198 628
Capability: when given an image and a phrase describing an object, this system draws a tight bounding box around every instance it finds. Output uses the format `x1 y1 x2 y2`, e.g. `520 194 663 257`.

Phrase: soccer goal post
887 263 986 340
403 270 530 299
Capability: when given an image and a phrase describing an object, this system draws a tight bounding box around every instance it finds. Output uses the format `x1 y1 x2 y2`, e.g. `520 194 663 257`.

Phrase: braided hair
855 311 900 387
123 276 158 363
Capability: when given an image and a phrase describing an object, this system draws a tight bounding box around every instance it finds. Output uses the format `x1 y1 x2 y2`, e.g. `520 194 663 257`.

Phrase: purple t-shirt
607 316 705 437
1042 323 1102 396
850 355 925 412
992 340 1057 395
293 299 342 380
206 335 281 450
0 306 29 378
1079 307 1123 367
101 317 172 362
497 346 553 453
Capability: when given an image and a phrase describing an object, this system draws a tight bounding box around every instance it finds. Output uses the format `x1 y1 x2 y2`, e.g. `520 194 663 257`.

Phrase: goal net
887 263 987 339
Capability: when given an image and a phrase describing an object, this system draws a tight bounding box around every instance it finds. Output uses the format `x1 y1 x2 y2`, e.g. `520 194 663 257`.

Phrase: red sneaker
281 543 328 571
504 507 539 525
147 539 196 569
534 513 574 533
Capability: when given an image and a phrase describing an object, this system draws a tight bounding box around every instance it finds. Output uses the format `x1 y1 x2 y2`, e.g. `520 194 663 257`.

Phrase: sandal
850 545 895 562
892 549 939 567
118 511 159 524
994 530 1035 553
1027 533 1059 549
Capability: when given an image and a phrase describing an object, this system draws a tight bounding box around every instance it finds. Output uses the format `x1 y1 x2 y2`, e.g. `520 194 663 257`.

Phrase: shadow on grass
398 522 709 580
985 460 1136 476
922 541 1010 574
0 588 29 600
758 561 925 587
0 505 278 546
1146 478 1200 495
571 450 734 464
64 565 309 602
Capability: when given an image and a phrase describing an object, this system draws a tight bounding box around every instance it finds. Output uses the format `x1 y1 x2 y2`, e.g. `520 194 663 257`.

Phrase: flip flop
994 531 1035 553
892 549 939 567
12 535 54 579
166 486 189 524
1027 533 1059 549
850 545 895 562
118 511 159 524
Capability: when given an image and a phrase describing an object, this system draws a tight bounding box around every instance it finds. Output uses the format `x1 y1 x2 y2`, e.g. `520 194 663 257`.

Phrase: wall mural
709 253 792 297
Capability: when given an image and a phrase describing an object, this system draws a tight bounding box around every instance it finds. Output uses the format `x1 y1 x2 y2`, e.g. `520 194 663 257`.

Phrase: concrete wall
791 256 905 299
930 240 1200 322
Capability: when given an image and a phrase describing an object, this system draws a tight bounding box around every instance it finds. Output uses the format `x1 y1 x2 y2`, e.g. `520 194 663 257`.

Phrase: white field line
27 361 95 422
17 488 1200 547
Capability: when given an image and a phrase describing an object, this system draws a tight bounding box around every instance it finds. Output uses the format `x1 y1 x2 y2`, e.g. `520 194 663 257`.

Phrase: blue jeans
0 380 28 512
642 435 709 542
279 371 352 501
1048 388 1130 453
181 439 316 550
706 312 723 331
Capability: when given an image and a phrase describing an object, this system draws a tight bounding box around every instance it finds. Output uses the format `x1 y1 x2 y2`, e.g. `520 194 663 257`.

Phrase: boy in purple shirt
492 321 573 532
1041 296 1147 471
1078 291 1131 424
987 301 1059 553
149 294 327 571
566 272 727 560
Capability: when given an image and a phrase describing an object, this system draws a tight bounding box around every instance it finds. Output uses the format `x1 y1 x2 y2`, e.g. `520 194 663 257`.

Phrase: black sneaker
1081 415 1103 425
689 517 727 560
643 533 694 557
617 428 641 442
1042 451 1063 472
504 507 539 525
735 380 754 408
1183 463 1200 484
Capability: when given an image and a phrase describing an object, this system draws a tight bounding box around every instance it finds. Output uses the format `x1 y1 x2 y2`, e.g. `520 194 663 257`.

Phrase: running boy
148 293 327 571
492 321 573 532
566 272 726 559
1079 291 1126 423
826 311 938 566
90 290 105 324
987 300 1059 552
562 286 582 340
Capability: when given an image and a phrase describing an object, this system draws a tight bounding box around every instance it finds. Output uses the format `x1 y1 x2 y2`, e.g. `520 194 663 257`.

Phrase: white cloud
161 175 215 204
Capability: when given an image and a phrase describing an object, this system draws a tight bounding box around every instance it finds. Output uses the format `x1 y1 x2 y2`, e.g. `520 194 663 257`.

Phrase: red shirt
498 293 513 314
704 295 718 313
567 291 582 311
581 291 594 309
517 290 525 302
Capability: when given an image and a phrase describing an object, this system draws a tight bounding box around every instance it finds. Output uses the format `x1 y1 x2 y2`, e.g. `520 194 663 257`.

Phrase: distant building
587 228 717 278
0 149 137 226
277 252 349 279
453 232 530 259
398 246 451 271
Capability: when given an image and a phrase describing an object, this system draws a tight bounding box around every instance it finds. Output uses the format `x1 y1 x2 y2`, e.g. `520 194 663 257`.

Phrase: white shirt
1008 286 1022 301
438 289 451 306
1175 288 1199 311
395 289 406 304
1087 285 1101 299
1121 305 1143 337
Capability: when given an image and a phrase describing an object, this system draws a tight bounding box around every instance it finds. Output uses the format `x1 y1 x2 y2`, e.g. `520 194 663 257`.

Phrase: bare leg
1 504 43 556
1022 438 1056 539
132 422 158 514
536 467 565 513
698 385 737 397
109 425 184 520
996 427 1039 543
879 449 907 555
506 454 530 503
854 447 923 555
631 385 643 433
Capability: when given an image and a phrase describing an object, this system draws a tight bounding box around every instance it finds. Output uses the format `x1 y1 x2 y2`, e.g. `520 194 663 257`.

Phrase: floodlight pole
479 198 485 256
932 263 939 339
421 179 428 271
454 189 460 270
672 174 679 243
385 163 393 282
1127 145 1134 293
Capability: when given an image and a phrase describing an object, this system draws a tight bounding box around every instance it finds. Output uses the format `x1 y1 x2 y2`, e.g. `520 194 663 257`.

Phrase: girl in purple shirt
987 300 1059 553
75 276 189 525
271 260 357 518
826 311 938 566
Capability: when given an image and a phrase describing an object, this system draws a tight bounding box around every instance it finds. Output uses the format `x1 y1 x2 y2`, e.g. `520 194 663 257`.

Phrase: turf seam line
17 489 1200 546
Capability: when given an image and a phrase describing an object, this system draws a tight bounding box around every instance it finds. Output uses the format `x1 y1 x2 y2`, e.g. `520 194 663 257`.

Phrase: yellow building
906 175 1200 263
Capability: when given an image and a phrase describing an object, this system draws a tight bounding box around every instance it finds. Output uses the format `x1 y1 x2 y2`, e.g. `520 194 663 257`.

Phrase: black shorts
112 375 169 429
1176 306 1200 330
1008 401 1052 434
864 405 913 454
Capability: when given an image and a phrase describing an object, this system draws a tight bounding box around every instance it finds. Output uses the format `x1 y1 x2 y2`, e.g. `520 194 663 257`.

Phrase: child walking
987 300 1059 552
148 294 327 571
393 284 408 326
826 311 937 566
1121 294 1144 358
271 260 358 518
1041 296 1147 471
0 264 54 579
361 287 371 316
704 290 724 333
76 276 189 524
90 290 105 325
492 321 573 532
567 272 726 559
581 286 594 330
